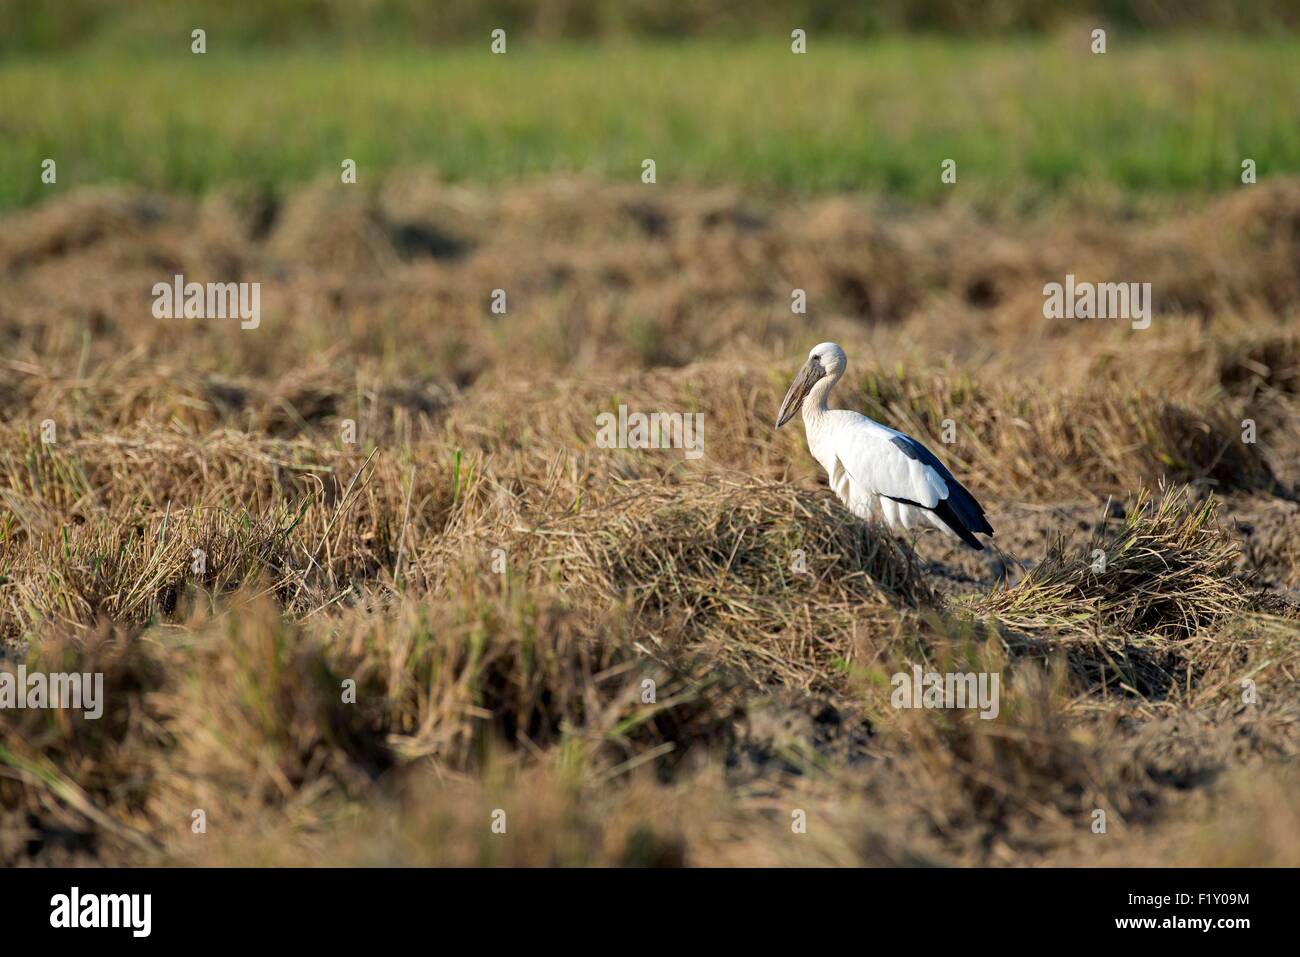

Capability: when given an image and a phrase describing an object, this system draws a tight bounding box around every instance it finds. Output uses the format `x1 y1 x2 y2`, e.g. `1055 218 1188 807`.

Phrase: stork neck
802 369 840 430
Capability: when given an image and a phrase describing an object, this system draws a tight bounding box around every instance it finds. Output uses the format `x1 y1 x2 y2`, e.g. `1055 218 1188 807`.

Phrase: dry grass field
2 169 1298 866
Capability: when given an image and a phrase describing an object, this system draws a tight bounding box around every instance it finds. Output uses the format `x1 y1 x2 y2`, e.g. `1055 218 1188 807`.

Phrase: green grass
1 37 1298 211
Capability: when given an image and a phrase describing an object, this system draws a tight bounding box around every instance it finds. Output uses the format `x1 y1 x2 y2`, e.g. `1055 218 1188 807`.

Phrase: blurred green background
5 0 1299 50
1 0 1296 212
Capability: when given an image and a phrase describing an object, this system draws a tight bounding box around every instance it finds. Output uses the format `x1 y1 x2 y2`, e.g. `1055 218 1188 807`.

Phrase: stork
775 342 993 550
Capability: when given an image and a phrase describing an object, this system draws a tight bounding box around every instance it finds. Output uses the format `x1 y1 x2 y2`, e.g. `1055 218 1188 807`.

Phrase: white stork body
807 410 932 531
776 343 993 550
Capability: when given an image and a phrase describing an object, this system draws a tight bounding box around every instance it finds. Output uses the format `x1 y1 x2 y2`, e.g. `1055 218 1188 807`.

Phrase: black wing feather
887 436 994 543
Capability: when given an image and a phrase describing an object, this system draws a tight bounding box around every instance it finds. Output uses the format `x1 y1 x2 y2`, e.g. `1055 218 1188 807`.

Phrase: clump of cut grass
0 624 166 865
153 599 391 836
12 504 315 638
870 632 1268 862
327 588 734 770
265 180 404 274
970 485 1257 698
0 187 170 270
1152 767 1300 867
162 756 845 868
896 658 1108 857
1215 325 1300 399
4 586 739 862
848 368 1277 499
478 478 937 691
977 486 1247 642
851 610 1008 723
0 429 476 638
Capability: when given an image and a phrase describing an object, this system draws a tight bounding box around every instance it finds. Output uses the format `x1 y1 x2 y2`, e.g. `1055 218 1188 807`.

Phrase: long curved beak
775 359 821 429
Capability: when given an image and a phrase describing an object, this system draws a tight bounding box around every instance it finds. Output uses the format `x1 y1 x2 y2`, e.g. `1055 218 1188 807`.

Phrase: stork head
775 342 845 429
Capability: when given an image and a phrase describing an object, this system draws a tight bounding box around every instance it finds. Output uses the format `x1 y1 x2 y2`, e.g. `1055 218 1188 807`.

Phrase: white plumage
775 342 993 550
